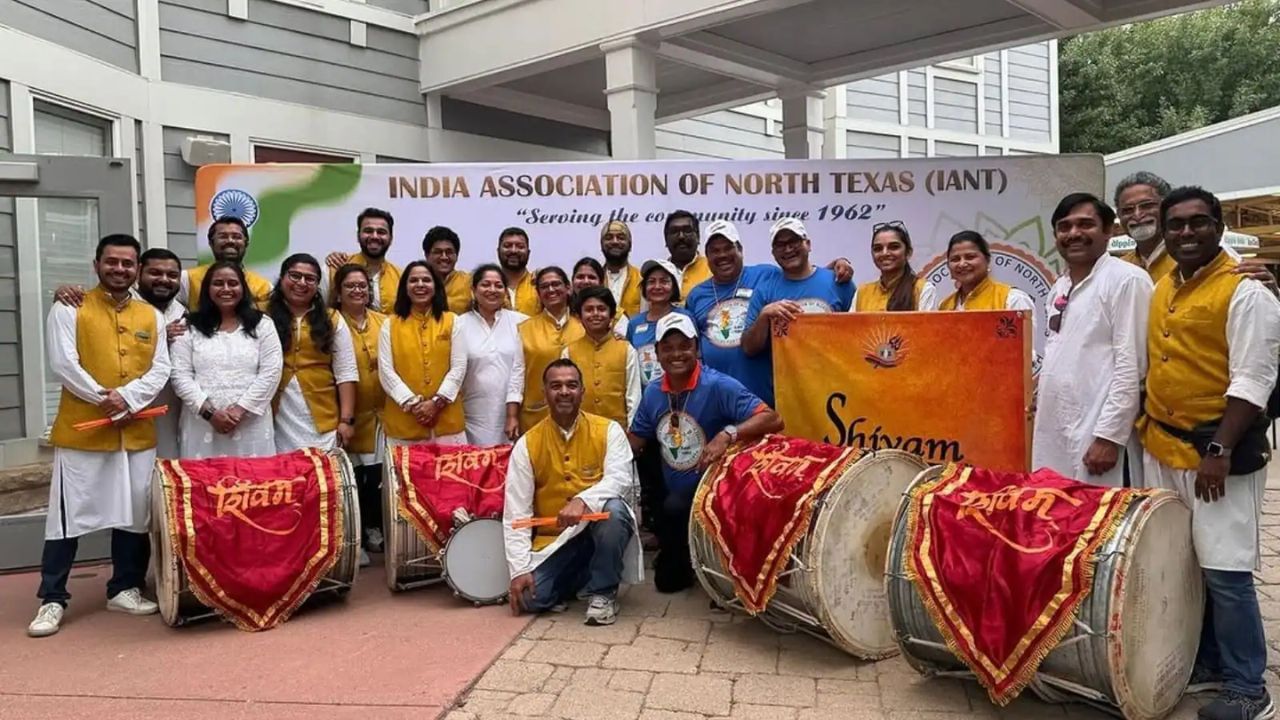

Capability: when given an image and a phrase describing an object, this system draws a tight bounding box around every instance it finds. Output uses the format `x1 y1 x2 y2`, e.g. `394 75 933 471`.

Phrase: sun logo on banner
864 326 909 369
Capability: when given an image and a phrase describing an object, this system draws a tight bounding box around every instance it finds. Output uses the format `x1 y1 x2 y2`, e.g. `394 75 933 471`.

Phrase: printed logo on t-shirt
796 298 833 314
657 411 705 472
705 298 750 349
638 343 665 385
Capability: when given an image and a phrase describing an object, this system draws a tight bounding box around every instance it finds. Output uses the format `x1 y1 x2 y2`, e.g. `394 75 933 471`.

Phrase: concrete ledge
0 462 52 516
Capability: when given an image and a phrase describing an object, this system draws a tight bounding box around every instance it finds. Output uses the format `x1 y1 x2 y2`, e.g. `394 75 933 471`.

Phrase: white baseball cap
704 220 741 246
769 216 809 241
656 313 698 341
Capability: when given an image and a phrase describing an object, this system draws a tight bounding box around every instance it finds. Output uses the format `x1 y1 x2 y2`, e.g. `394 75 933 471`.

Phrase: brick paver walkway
446 472 1280 720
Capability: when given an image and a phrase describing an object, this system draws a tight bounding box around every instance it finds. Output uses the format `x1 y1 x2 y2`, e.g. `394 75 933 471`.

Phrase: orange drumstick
511 512 610 530
72 405 168 431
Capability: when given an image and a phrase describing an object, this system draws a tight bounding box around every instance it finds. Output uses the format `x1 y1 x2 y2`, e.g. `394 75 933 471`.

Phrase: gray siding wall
0 81 23 438
847 74 898 125
367 0 430 14
908 138 927 158
933 77 977 134
846 130 899 159
442 98 609 156
1006 43 1052 142
984 53 1003 136
656 110 782 160
935 140 979 157
164 126 226 267
157 0 424 124
906 71 926 127
0 0 139 72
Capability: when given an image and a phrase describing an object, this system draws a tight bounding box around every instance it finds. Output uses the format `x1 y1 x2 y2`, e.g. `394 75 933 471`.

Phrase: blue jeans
526 498 632 612
1197 569 1268 697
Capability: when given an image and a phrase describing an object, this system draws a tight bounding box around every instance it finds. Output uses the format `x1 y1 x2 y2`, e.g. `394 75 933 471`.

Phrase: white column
780 86 825 159
821 85 847 160
601 38 658 160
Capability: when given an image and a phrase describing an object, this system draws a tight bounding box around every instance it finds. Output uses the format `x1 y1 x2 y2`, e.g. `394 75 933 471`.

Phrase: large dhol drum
691 448 929 658
382 457 443 591
886 466 1203 719
151 449 361 627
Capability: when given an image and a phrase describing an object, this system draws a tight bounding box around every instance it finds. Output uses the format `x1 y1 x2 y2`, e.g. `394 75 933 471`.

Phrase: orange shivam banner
694 435 863 614
903 465 1149 704
393 443 511 551
773 312 1032 471
156 449 343 631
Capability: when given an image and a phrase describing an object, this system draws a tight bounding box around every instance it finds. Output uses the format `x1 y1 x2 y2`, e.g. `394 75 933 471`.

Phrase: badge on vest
734 288 753 299
135 330 152 341
636 324 650 333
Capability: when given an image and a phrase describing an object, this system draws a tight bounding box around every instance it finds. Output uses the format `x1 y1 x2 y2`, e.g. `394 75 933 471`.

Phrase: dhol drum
150 449 361 627
690 448 929 658
441 512 510 606
382 455 444 591
886 466 1203 719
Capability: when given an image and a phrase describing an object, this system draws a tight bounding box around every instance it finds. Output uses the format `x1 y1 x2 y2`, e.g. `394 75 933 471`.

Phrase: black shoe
1199 689 1276 720
1186 665 1225 695
653 552 693 594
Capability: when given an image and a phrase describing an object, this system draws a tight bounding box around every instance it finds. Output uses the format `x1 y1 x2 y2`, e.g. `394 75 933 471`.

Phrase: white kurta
1142 278 1280 571
169 317 283 459
275 314 360 453
150 299 188 459
502 418 643 582
455 310 528 446
1033 255 1153 487
376 313 469 443
45 301 171 540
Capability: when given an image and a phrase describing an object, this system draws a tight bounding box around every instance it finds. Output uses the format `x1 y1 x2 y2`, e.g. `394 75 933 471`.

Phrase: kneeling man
504 359 641 626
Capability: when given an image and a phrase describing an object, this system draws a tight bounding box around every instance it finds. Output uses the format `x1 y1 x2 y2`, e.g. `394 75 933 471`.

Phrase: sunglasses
1048 289 1071 333
873 220 907 233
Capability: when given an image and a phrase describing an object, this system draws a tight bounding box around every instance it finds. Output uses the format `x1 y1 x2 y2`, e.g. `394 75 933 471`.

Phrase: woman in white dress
267 253 359 453
170 261 283 459
455 263 527 446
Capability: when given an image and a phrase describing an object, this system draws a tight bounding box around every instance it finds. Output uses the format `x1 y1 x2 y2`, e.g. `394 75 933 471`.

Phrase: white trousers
1142 450 1265 571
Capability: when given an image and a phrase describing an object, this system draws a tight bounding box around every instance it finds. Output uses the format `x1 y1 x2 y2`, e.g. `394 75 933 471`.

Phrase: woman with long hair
627 260 694 388
572 256 629 335
455 264 527 445
377 261 468 447
517 266 585 432
854 221 937 311
268 254 359 453
332 264 388 558
170 261 283 458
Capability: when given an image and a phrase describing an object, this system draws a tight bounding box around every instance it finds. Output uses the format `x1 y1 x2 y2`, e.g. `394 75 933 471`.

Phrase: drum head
1110 495 1202 719
807 449 929 658
442 518 509 604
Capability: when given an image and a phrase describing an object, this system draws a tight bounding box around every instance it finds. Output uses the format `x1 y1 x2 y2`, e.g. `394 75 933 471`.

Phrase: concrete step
0 462 51 515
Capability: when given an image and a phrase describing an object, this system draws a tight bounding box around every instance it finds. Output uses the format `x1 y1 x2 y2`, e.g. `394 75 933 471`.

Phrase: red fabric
693 434 863 614
157 449 343 632
393 443 511 551
904 465 1148 704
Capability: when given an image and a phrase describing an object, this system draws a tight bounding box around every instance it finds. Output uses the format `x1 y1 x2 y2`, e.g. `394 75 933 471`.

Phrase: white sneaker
28 603 64 637
359 548 371 567
107 588 158 615
365 528 384 553
584 595 618 626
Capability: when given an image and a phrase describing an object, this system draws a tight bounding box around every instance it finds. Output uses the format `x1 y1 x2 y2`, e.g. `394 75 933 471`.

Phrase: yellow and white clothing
1033 254 1153 487
444 270 473 315
518 310 585 432
329 254 401 312
274 312 359 452
505 270 542 316
44 289 171 539
562 334 642 428
377 310 468 445
1120 241 1239 284
678 255 713 299
343 310 387 466
852 276 937 312
605 264 643 318
456 309 527 446
179 264 273 310
170 317 283 459
502 413 642 580
148 297 188 459
1138 251 1280 570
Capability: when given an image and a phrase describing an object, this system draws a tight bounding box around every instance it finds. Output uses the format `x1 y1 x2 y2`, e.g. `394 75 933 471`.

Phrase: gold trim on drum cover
903 464 1146 704
393 444 446 554
159 448 343 631
692 435 865 614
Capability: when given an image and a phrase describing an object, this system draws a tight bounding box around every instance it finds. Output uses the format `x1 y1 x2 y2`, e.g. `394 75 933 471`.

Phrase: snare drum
441 516 509 606
150 449 361 627
886 466 1203 719
690 448 929 659
382 456 445 591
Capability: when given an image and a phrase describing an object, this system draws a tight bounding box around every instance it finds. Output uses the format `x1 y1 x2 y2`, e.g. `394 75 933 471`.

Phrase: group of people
27 171 1280 720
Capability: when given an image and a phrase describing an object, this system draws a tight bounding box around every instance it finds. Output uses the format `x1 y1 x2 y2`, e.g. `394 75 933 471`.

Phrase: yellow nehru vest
1138 251 1242 469
567 334 629 427
680 255 712 300
275 309 342 434
1121 248 1176 284
445 270 473 315
938 276 1012 311
855 275 927 311
330 253 401 312
520 312 585 432
505 270 542 316
49 287 159 452
524 412 613 551
343 310 387 454
383 311 465 440
187 264 272 310
611 264 643 317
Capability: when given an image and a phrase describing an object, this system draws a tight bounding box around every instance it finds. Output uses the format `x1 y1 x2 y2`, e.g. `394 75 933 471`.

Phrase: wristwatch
340 417 356 425
723 425 740 443
199 407 214 421
1206 441 1232 458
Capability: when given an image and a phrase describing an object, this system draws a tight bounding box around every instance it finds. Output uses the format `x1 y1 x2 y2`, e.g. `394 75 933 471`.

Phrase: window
253 145 355 164
938 55 980 73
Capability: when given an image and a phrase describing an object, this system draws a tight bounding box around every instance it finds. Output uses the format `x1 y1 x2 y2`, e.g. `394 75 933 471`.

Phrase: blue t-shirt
626 307 696 388
741 266 854 407
684 264 780 386
631 363 765 494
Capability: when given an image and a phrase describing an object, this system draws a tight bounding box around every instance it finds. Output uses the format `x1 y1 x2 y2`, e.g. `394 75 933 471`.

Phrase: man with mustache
600 220 642 317
323 208 402 312
423 225 472 314
499 226 541 315
1033 193 1152 489
181 215 273 309
135 248 187 459
29 234 171 637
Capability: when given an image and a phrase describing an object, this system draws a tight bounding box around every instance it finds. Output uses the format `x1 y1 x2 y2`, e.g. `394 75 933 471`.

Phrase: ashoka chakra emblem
210 189 259 227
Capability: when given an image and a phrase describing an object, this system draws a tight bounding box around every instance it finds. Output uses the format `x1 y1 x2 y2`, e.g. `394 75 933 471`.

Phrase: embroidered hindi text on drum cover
394 443 511 551
903 464 1150 705
694 434 863 614
156 449 343 632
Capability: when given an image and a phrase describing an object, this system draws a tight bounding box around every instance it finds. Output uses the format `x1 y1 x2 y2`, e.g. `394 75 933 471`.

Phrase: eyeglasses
1117 200 1160 217
1048 289 1071 333
872 220 907 233
428 247 457 257
537 280 567 291
666 226 697 238
1164 215 1217 234
286 270 320 286
341 282 369 292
